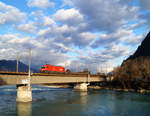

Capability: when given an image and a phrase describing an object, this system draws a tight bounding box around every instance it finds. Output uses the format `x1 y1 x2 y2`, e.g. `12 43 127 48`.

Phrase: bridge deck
0 72 106 85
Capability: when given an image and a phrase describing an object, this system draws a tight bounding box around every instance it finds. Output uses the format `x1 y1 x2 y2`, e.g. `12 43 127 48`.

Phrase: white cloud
118 29 144 45
0 2 26 24
43 16 55 26
27 0 55 8
54 24 76 33
38 24 76 37
79 32 97 40
54 8 84 25
0 48 17 60
17 22 37 33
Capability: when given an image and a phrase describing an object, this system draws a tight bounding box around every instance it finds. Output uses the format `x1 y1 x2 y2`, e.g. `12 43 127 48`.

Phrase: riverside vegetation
111 57 150 93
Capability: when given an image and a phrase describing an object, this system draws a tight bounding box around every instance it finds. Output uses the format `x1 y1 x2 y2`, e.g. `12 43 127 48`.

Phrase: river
0 85 150 116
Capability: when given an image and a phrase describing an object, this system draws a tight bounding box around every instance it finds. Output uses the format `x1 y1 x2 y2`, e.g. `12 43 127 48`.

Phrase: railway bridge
0 72 106 102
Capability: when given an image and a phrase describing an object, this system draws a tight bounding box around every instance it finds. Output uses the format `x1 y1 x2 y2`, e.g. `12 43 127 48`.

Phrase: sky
0 0 150 73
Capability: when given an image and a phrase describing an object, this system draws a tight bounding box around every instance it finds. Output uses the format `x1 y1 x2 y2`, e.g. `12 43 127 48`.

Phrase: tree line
111 56 150 90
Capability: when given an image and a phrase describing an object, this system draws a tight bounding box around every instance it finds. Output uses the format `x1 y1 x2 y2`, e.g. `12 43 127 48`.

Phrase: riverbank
41 84 73 88
88 85 150 93
41 84 150 94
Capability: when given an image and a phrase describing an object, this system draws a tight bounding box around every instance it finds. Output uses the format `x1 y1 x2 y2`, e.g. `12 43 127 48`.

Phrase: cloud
43 16 56 26
71 32 97 47
139 0 150 10
139 12 150 29
0 34 35 49
0 48 17 60
38 26 97 48
83 44 129 64
61 0 73 7
16 22 37 33
70 0 139 32
138 0 150 27
54 8 84 25
91 28 144 48
38 24 76 38
27 0 55 8
102 43 130 58
0 2 26 24
91 33 117 48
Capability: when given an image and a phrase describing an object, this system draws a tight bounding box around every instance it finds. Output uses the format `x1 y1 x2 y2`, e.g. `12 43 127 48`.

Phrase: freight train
40 64 65 73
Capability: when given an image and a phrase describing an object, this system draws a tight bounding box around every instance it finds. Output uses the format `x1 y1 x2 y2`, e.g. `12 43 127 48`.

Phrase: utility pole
16 54 19 73
16 49 32 102
28 48 32 89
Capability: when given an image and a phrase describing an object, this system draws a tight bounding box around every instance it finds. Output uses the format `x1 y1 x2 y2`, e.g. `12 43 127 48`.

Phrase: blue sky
0 0 150 72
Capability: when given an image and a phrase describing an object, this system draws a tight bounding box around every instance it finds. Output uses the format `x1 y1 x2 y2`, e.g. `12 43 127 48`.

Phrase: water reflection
16 102 32 116
79 92 88 104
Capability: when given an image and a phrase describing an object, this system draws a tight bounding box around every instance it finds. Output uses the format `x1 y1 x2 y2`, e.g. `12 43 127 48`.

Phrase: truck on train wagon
40 64 65 73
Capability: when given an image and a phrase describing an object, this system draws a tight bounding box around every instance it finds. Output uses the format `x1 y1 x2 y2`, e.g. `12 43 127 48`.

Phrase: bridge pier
16 84 32 102
16 102 32 116
74 83 89 91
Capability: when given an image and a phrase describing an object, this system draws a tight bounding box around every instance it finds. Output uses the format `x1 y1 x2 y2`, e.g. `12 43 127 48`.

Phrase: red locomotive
40 64 65 73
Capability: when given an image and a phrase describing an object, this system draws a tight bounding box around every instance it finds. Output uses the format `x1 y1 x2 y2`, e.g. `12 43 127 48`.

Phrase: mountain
0 60 37 72
113 32 150 90
127 31 150 60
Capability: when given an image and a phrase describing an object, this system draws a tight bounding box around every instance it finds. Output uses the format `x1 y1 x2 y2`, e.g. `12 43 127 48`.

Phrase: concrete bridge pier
16 84 32 102
16 102 32 116
74 83 89 91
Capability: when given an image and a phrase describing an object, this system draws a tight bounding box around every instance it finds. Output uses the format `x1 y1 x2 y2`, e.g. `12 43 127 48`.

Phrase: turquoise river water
0 85 150 116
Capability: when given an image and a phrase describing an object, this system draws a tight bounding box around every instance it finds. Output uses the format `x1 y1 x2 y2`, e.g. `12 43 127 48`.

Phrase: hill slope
0 60 37 72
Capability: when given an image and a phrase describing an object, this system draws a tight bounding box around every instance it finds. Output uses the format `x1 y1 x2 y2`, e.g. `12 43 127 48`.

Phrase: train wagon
40 64 65 73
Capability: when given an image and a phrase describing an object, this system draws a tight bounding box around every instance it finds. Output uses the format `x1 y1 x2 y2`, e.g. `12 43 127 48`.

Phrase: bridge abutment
74 83 89 91
16 84 32 102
